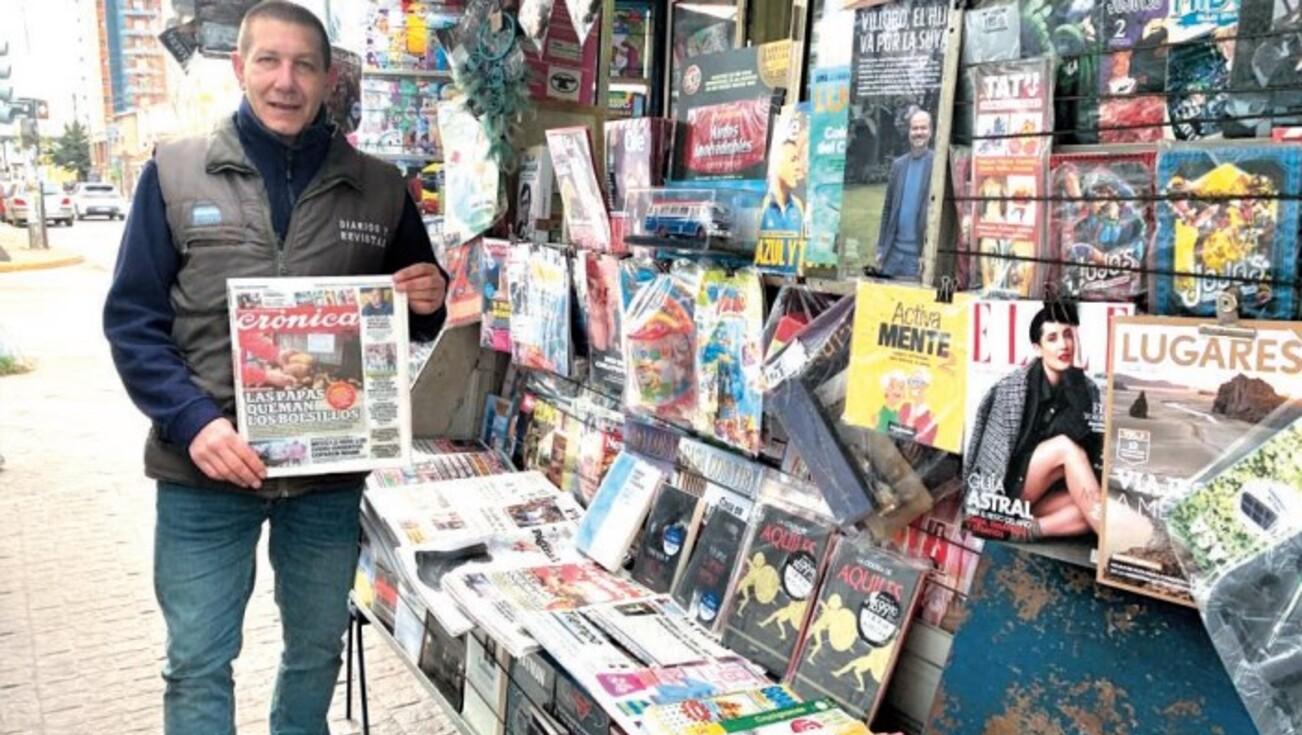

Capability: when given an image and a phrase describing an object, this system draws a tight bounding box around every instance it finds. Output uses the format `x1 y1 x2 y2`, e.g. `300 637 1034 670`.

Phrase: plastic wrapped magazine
804 65 851 273
694 268 764 455
1050 149 1155 301
1096 0 1168 144
441 238 484 328
508 244 573 377
438 99 502 248
547 126 612 252
578 252 628 394
623 263 702 426
1166 33 1234 141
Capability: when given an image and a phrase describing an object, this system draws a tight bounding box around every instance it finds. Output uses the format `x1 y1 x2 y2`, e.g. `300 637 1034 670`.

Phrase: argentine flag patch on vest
191 203 223 227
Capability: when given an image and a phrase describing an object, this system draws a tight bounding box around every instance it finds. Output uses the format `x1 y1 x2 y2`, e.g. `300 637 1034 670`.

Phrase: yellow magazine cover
843 283 970 454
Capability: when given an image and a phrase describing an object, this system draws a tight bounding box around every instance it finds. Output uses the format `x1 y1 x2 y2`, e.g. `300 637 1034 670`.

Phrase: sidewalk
0 229 83 273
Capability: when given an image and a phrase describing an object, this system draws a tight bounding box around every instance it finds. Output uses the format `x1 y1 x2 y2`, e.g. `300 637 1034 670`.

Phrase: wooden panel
930 542 1254 735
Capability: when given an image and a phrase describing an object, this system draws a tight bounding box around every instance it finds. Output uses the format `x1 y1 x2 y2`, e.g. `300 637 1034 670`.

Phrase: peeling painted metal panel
930 543 1256 735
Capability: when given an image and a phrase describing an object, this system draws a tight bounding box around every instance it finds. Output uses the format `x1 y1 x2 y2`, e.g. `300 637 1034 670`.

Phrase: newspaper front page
228 276 411 477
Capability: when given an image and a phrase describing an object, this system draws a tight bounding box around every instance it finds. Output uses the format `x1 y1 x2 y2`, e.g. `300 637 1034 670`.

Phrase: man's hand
189 418 267 490
393 263 446 315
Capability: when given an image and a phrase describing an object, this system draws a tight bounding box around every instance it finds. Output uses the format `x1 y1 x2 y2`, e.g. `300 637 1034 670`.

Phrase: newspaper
228 276 410 477
486 561 657 612
365 471 583 553
582 597 732 668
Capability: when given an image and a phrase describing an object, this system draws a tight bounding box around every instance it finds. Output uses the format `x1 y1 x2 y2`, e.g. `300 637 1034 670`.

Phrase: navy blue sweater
104 100 444 450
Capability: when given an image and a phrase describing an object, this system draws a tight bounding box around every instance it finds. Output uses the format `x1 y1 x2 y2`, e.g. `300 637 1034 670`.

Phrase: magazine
788 536 928 723
1166 33 1234 141
962 299 1134 567
969 58 1053 299
356 76 444 158
842 282 971 454
585 659 772 735
480 238 512 352
1152 143 1301 320
508 244 573 377
578 251 627 394
1225 0 1302 138
1050 149 1155 301
575 450 666 571
486 561 657 612
583 596 733 668
441 238 484 328
885 493 985 631
671 486 754 630
805 66 851 273
754 103 810 276
838 0 951 278
364 471 583 553
547 127 612 252
227 276 410 477
623 265 702 426
1097 0 1168 144
705 699 872 735
516 146 555 242
694 268 765 454
1097 317 1302 605
719 503 835 678
605 117 674 212
366 450 512 486
641 686 800 735
521 608 642 680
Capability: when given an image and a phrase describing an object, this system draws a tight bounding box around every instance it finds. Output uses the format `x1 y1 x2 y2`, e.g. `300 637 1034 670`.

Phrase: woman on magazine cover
965 303 1103 539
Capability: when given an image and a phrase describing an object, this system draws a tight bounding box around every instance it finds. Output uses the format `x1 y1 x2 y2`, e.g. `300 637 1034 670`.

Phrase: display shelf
349 594 478 735
364 67 455 80
369 151 443 164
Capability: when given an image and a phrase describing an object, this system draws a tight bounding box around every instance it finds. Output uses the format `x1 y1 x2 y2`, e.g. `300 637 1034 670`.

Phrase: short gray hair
237 0 332 69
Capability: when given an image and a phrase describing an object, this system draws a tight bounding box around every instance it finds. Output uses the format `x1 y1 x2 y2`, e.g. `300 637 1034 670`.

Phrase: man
876 108 934 279
102 3 447 733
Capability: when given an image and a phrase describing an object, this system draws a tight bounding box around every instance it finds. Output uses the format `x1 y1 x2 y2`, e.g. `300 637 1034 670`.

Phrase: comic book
575 450 666 571
962 299 1134 568
788 536 928 723
1166 0 1240 41
719 504 835 678
1152 143 1302 319
1225 0 1302 138
1097 0 1168 144
574 413 624 506
605 117 674 212
1167 33 1234 141
842 282 971 454
547 127 612 252
805 66 851 273
442 238 484 328
694 268 765 455
837 0 951 278
578 251 627 394
228 276 410 477
1050 149 1155 300
1098 317 1302 604
754 103 811 276
623 264 702 427
631 484 706 594
508 244 573 377
969 57 1053 298
480 238 512 352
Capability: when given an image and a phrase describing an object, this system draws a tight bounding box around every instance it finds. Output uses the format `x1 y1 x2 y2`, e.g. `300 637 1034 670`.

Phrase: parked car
0 181 16 223
7 183 75 227
72 182 128 220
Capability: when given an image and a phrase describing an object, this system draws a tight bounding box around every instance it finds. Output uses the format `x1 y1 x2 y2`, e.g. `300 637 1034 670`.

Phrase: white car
7 183 75 227
72 182 127 221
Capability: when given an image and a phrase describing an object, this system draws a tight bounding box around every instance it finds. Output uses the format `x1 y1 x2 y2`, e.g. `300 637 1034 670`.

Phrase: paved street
0 219 452 734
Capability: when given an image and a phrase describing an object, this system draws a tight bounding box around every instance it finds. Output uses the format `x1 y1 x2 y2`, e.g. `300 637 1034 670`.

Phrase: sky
7 0 84 131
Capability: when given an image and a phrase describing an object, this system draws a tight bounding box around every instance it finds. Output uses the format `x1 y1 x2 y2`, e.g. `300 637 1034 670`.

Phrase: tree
51 121 91 180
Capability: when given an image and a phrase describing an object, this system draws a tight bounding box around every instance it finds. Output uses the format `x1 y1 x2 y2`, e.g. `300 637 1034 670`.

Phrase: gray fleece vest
145 115 407 498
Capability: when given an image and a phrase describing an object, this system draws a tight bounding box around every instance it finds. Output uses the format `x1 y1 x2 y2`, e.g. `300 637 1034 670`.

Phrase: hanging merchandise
578 252 627 395
1097 316 1302 605
968 57 1054 299
1167 32 1235 141
436 0 531 170
547 127 613 251
521 0 601 106
566 0 602 44
515 145 555 242
438 99 504 247
961 299 1134 568
843 283 971 455
962 1 1020 65
363 1 457 73
1152 142 1301 320
480 238 512 352
1097 0 1169 144
694 268 765 456
604 117 675 213
518 0 555 49
622 264 702 427
508 244 573 377
1011 0 1100 145
357 76 445 158
754 104 811 277
838 0 952 280
1049 149 1156 301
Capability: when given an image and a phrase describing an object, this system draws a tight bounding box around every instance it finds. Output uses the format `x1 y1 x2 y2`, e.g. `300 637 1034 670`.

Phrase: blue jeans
879 242 921 279
154 482 363 735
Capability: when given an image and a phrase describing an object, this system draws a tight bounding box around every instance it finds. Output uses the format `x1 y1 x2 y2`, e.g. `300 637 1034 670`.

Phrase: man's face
776 141 802 191
367 289 384 307
1036 323 1077 373
233 17 336 138
909 113 932 153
